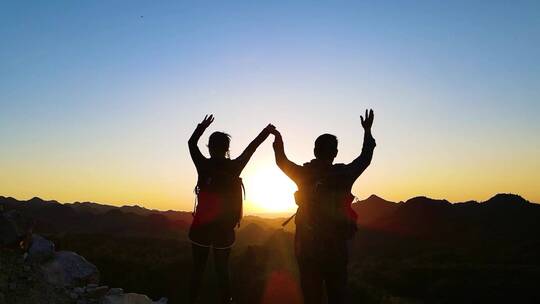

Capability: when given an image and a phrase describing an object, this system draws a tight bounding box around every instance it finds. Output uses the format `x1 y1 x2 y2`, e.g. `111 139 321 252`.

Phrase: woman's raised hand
199 114 214 129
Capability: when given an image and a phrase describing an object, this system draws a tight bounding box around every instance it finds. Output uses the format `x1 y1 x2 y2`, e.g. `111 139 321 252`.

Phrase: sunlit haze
1 1 539 213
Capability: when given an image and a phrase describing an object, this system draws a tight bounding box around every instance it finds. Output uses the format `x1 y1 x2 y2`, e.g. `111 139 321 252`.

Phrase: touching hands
199 114 214 129
270 129 283 150
270 128 281 137
263 124 276 135
360 109 374 131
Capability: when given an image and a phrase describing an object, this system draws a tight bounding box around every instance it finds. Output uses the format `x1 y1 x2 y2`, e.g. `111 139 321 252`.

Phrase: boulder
102 293 167 304
41 251 99 287
27 234 55 263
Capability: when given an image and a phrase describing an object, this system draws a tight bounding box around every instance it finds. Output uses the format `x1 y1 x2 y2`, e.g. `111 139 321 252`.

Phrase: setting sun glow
243 165 297 214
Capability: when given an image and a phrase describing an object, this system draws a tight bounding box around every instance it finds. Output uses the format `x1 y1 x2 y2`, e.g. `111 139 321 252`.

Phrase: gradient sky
1 1 539 212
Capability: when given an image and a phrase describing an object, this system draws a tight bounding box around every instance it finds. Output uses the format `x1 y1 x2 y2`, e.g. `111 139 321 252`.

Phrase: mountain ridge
2 192 535 215
2 193 537 241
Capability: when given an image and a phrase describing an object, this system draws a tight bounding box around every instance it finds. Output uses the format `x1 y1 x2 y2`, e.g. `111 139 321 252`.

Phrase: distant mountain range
1 193 538 242
353 193 540 242
0 196 192 238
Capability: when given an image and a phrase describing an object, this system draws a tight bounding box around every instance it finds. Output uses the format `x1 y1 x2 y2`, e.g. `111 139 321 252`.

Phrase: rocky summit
0 210 167 304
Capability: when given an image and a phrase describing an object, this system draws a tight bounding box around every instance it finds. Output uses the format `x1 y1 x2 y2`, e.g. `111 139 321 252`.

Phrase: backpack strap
237 179 246 228
240 180 246 198
282 213 296 227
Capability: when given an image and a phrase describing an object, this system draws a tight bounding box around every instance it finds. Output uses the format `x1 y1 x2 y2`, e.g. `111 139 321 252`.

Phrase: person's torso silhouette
271 109 376 304
187 114 275 304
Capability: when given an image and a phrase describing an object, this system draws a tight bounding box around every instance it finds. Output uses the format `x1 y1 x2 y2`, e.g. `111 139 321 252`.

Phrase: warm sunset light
1 1 538 211
243 165 297 214
2 2 540 304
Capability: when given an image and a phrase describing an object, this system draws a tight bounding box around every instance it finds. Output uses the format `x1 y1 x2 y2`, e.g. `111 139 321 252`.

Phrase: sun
242 165 298 214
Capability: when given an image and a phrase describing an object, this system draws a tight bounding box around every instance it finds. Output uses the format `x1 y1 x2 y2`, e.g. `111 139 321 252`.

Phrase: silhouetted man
271 109 376 304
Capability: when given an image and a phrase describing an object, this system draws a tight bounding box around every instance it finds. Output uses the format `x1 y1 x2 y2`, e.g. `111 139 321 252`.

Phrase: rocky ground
1 209 167 304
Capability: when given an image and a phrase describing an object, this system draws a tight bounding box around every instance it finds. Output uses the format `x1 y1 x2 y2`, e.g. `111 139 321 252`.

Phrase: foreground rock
41 251 99 287
1 210 167 304
27 234 55 263
0 249 72 304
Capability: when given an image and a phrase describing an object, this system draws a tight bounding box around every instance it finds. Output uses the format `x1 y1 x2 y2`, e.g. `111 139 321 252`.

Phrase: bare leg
190 244 210 304
214 247 232 304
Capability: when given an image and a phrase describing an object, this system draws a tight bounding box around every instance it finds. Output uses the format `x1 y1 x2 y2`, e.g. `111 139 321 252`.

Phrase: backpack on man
287 162 358 240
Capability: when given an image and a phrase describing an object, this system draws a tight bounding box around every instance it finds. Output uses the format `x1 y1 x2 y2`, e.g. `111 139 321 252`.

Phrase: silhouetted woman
188 114 274 304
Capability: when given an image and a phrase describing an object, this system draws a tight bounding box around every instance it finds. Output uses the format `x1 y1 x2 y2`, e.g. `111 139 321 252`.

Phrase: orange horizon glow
1 2 539 214
2 121 539 214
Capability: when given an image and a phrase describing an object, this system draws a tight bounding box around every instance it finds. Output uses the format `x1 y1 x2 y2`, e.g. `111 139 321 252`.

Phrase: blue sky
1 1 539 211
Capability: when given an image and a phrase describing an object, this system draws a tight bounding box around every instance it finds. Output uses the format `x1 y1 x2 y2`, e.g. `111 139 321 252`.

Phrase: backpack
293 163 358 240
193 168 244 229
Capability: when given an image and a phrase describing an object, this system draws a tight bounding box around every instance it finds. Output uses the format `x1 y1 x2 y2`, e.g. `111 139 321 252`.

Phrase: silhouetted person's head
314 134 338 163
208 131 231 159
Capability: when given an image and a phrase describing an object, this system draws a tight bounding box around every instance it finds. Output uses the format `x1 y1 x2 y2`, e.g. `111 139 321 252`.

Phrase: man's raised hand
271 129 283 149
199 114 214 129
360 109 374 131
269 128 281 137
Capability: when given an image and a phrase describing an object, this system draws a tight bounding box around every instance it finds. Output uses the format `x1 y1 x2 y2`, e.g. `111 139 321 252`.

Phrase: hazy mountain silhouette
1 193 538 241
349 193 540 240
352 194 398 226
0 196 191 237
0 196 287 239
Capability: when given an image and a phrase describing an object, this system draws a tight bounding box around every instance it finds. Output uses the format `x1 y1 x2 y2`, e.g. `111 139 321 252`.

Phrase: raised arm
272 130 304 183
347 109 377 179
188 114 214 169
234 124 275 171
